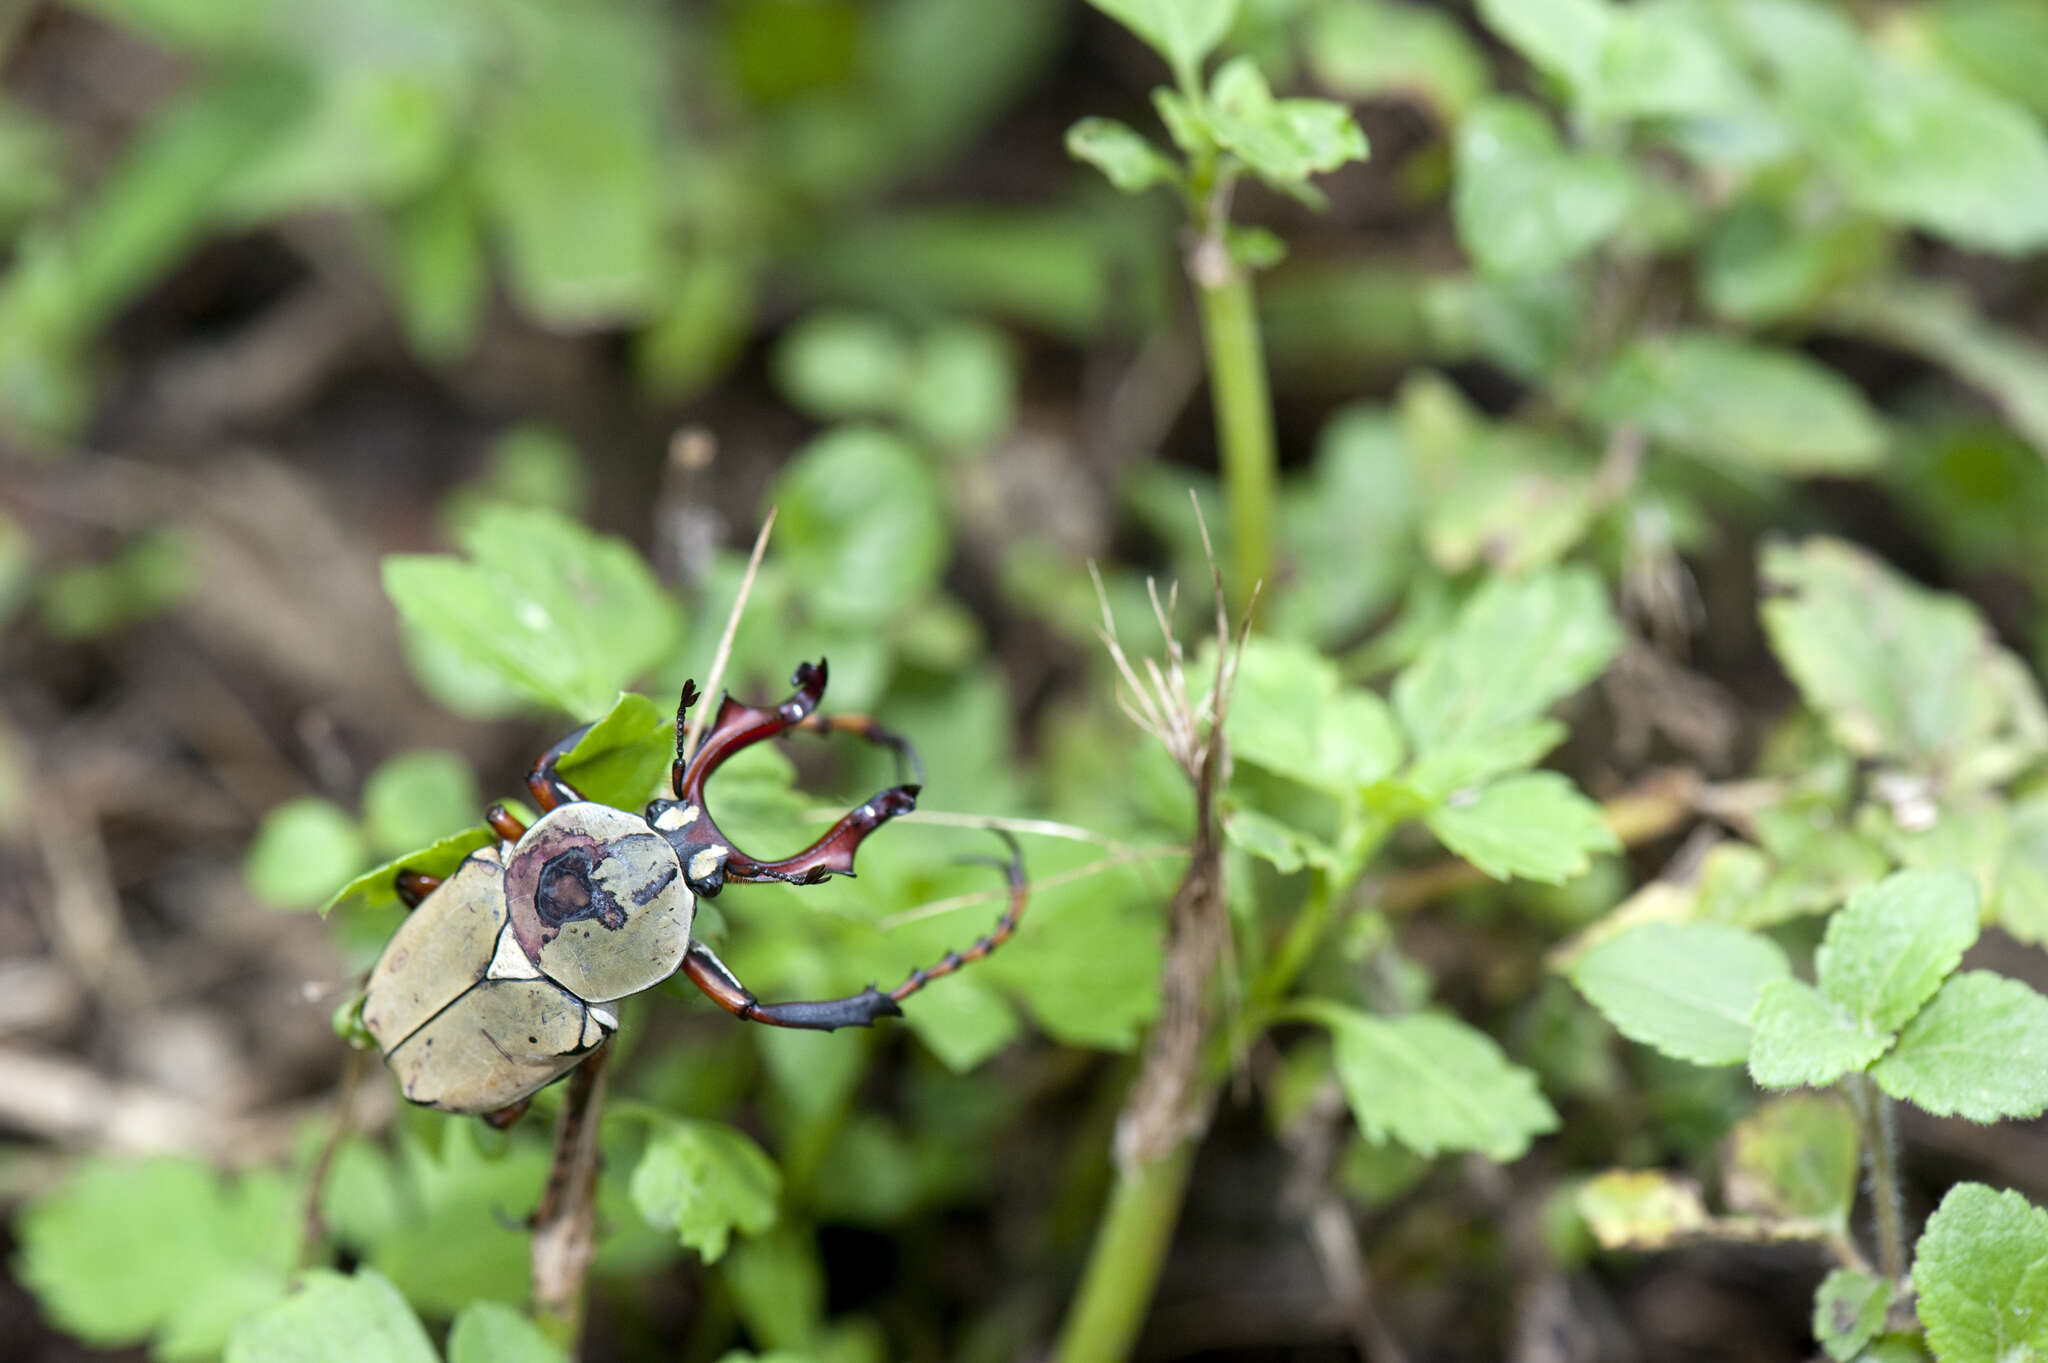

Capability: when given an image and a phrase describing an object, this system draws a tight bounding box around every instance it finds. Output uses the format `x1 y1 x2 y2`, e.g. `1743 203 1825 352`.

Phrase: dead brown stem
531 1038 613 1350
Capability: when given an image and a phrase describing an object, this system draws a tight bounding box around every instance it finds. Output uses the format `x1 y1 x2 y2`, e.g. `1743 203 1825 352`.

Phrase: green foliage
1452 96 1632 277
1085 0 1236 87
225 1270 436 1363
630 1119 782 1263
1422 771 1616 884
1912 1183 2048 1362
1724 1095 1858 1230
770 428 949 626
1870 971 2048 1121
1813 1268 1889 1361
1570 923 1790 1066
246 798 371 911
362 751 479 860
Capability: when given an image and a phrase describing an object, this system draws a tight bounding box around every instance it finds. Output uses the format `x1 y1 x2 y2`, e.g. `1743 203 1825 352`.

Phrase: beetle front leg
681 942 902 1030
395 869 442 909
525 720 596 812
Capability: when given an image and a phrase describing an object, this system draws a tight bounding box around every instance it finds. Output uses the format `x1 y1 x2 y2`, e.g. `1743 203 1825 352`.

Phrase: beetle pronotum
360 659 1026 1126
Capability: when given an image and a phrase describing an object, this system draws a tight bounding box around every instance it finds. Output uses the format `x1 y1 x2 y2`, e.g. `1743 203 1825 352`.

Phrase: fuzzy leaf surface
1872 971 2048 1121
1813 1268 1888 1362
1570 922 1790 1066
1816 869 1979 1033
1912 1182 2048 1362
1748 979 1891 1090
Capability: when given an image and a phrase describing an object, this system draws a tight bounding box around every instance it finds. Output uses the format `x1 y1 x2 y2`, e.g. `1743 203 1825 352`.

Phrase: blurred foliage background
5 0 2048 1359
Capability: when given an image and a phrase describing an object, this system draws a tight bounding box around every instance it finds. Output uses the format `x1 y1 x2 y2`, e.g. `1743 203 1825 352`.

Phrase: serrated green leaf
771 426 949 625
1066 117 1180 194
1760 537 2046 784
1724 1094 1858 1229
362 749 478 860
1452 96 1633 276
357 1122 549 1313
1224 635 1403 794
1588 335 1885 475
1872 971 2048 1121
557 691 673 810
1748 980 1891 1090
1576 1169 1710 1250
1424 771 1618 884
384 506 677 720
1206 58 1367 193
631 1118 782 1262
320 825 494 919
1300 1002 1559 1161
1085 0 1237 85
1393 566 1621 757
1403 721 1566 803
1817 870 1980 1033
16 1156 296 1359
224 1269 436 1363
245 798 369 911
1813 1267 1889 1362
1912 1182 2048 1363
447 1301 566 1363
1570 922 1790 1066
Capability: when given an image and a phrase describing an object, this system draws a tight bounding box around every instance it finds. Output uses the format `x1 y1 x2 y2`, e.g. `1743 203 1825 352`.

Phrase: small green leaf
447 1302 566 1363
1224 635 1404 794
1587 2 1750 121
772 311 913 422
1225 805 1323 875
1307 0 1488 121
1912 1182 2048 1363
1066 116 1180 194
320 825 494 919
771 426 949 625
1872 971 2048 1121
1206 58 1367 194
1085 0 1237 85
1300 1002 1559 1161
1587 335 1885 475
1402 721 1565 803
246 798 369 911
382 175 487 363
1423 771 1619 884
631 1118 782 1262
362 750 478 860
1475 0 1612 94
900 971 1022 1073
383 505 678 720
1452 96 1633 276
224 1269 437 1363
1393 565 1621 757
1813 1267 1889 1362
1760 537 2046 785
901 321 1018 452
1817 870 1980 1033
16 1156 296 1359
1576 1169 1710 1250
1569 922 1791 1066
557 691 673 809
1723 1094 1859 1229
1747 980 1891 1090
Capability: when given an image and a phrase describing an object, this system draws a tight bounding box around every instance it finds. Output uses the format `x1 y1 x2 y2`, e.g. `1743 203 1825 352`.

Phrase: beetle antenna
669 679 701 795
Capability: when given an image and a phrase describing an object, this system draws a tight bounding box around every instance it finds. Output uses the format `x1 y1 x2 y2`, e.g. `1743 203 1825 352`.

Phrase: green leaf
351 1123 551 1314
1066 116 1180 194
382 175 487 362
1452 96 1633 276
16 1156 296 1359
1474 0 1612 94
631 1118 782 1262
224 1269 437 1363
1747 980 1891 1090
900 971 1022 1072
1206 58 1367 194
1587 2 1750 121
1759 537 2047 784
1299 1002 1559 1161
383 505 677 720
1392 565 1621 756
1813 1267 1889 1362
1224 635 1404 794
770 426 949 625
1423 771 1618 884
1723 1094 1859 1229
245 798 369 910
1225 805 1329 875
1576 1169 1710 1250
1817 870 1979 1033
1307 0 1488 122
557 691 673 810
362 750 478 860
1587 335 1885 476
447 1302 566 1363
900 321 1018 453
1271 405 1418 647
1084 0 1237 85
1569 922 1791 1066
319 825 494 919
1912 1182 2048 1363
1928 0 2048 118
1872 971 2048 1121
772 311 913 422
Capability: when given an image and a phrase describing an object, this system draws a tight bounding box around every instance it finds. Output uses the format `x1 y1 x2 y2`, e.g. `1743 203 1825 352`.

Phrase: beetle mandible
359 659 1025 1125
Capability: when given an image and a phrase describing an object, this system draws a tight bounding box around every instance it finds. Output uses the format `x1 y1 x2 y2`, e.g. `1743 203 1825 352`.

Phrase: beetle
359 659 1025 1125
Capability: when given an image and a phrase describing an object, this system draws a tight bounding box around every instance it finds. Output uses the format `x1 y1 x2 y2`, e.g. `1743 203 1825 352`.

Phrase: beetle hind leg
682 941 903 1031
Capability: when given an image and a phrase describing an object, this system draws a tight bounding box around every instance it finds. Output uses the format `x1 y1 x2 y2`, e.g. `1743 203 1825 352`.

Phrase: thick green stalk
1049 1142 1198 1363
1195 265 1277 604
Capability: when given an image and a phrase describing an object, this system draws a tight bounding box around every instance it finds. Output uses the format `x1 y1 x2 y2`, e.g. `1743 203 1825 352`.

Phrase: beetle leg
479 1096 531 1131
525 720 595 812
486 804 527 842
681 941 902 1030
394 868 442 909
882 832 1028 1005
718 784 921 886
789 711 927 787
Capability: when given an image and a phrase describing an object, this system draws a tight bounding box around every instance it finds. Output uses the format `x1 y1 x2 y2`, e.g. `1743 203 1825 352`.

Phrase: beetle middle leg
395 868 442 909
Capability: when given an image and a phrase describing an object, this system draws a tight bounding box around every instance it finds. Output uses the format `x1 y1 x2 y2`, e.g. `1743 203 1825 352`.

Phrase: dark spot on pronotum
536 846 628 932
633 862 678 906
528 1035 538 1044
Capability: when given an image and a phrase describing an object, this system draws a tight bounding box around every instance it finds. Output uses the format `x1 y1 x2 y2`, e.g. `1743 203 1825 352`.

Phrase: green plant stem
1050 1142 1198 1363
1195 265 1277 605
1848 1072 1906 1285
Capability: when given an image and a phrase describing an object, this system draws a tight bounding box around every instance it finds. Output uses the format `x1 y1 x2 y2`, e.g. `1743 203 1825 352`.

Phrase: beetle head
643 797 730 897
